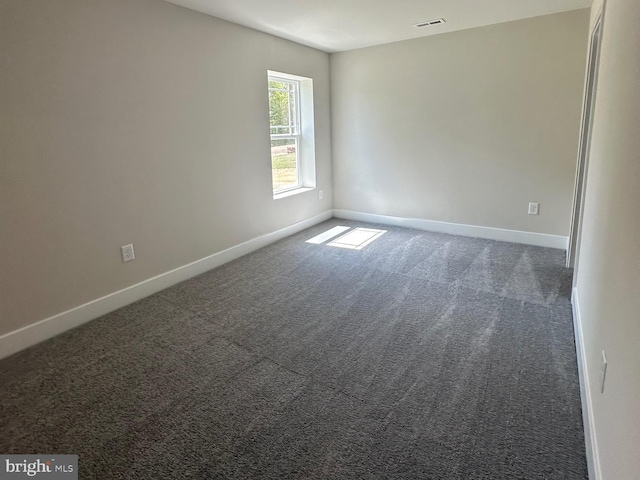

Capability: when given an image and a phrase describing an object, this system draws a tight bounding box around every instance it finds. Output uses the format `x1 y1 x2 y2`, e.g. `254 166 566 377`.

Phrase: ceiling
164 0 591 53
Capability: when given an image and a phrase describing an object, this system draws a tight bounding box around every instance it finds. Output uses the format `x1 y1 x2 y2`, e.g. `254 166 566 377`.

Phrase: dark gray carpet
0 219 588 479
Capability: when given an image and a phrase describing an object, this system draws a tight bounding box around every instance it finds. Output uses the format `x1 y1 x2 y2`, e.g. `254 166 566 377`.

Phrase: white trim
572 287 602 480
0 210 333 360
273 186 315 200
567 11 604 269
332 210 568 249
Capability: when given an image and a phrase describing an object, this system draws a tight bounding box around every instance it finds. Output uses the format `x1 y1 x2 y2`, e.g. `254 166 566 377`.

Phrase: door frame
567 12 604 269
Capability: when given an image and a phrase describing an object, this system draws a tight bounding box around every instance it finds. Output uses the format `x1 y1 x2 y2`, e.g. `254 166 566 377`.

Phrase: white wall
331 10 589 236
0 0 331 336
574 0 640 478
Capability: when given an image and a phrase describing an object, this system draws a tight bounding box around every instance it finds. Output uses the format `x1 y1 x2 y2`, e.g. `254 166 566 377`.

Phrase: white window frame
267 70 316 199
269 75 302 193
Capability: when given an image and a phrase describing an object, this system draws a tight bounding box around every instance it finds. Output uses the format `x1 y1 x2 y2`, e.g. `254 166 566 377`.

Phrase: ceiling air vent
414 18 446 28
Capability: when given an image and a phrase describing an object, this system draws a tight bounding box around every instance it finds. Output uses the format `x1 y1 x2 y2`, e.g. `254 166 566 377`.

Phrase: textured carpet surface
0 220 588 479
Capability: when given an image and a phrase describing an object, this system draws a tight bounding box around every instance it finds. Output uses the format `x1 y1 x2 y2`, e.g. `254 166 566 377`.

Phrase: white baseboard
572 287 602 480
0 209 569 360
0 210 333 360
333 209 568 249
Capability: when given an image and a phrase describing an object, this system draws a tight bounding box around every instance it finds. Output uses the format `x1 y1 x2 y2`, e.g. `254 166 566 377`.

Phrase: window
267 71 316 197
269 76 300 192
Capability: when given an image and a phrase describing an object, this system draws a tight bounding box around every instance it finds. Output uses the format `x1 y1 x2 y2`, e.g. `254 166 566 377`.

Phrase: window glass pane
271 138 298 192
269 78 297 135
289 87 297 134
268 80 287 90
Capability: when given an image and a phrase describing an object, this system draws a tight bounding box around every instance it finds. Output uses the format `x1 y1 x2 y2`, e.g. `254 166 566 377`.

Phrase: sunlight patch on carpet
306 226 351 244
328 228 386 250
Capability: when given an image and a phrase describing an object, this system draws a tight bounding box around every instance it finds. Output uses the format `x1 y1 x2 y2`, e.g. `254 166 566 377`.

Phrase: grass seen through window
271 143 297 192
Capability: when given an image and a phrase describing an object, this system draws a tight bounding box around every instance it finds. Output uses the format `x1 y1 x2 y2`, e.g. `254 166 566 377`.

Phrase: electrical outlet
121 244 135 263
528 202 539 215
600 350 607 393
319 189 324 200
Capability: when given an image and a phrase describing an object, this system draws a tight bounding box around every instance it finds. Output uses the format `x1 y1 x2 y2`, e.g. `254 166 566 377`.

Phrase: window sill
273 187 315 200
